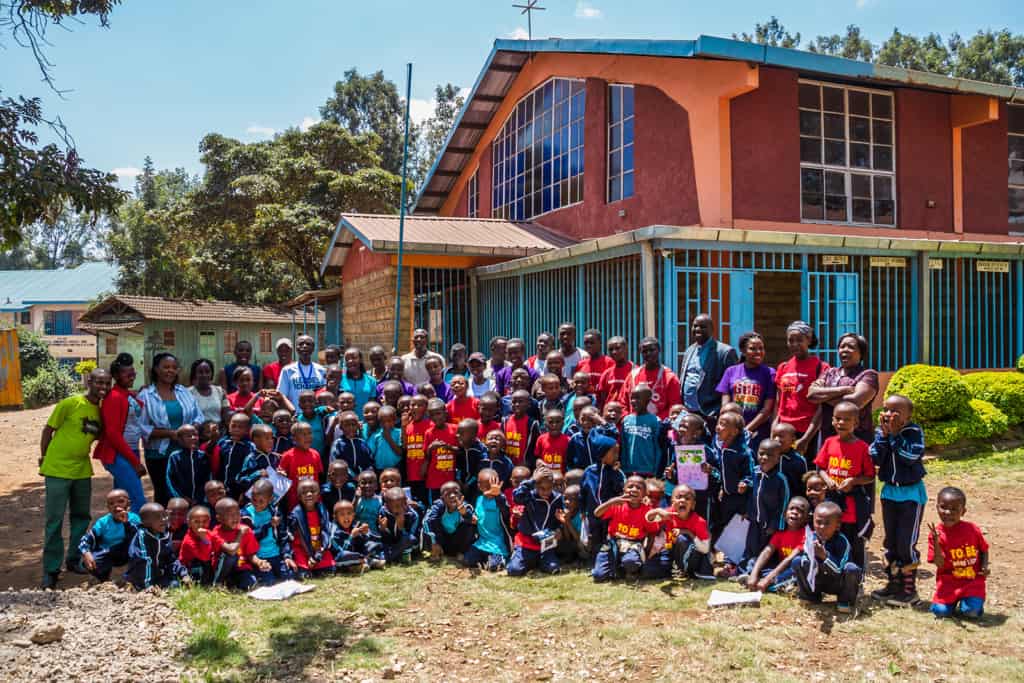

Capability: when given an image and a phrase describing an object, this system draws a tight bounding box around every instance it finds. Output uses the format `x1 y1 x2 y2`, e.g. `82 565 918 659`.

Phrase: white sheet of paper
713 513 750 565
248 580 315 601
246 468 292 505
707 589 762 608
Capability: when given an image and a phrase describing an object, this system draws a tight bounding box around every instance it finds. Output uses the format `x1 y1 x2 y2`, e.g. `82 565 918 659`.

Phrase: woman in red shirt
773 321 827 455
95 353 147 512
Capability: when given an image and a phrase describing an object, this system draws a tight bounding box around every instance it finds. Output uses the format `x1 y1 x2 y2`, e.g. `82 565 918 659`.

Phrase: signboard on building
869 256 906 268
821 255 849 266
976 260 1010 274
929 259 944 270
42 335 96 360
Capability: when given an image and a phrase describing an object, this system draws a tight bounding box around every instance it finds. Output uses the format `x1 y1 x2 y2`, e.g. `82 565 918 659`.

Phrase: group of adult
37 316 879 588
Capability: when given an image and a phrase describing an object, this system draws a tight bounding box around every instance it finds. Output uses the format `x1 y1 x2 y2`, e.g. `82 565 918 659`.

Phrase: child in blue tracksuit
620 386 669 477
771 422 808 498
794 501 863 614
743 439 790 573
507 468 564 576
454 420 485 500
236 424 281 496
712 412 753 542
125 503 185 589
78 489 140 581
242 479 294 585
329 499 384 571
580 441 626 557
478 430 515 489
424 481 477 559
869 393 927 605
330 411 374 473
212 412 258 500
567 406 619 470
463 468 513 571
166 425 211 505
321 460 357 513
271 409 294 455
378 487 421 563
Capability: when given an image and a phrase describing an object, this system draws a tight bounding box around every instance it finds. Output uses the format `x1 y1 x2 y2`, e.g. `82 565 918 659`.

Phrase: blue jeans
103 454 147 513
931 596 984 619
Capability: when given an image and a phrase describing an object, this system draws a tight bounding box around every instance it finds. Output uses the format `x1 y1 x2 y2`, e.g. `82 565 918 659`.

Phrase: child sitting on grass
463 468 512 572
424 480 477 561
793 501 862 614
242 479 294 585
927 487 989 619
210 497 270 590
287 480 335 578
166 497 189 556
330 500 383 572
378 487 421 564
556 484 587 567
743 497 810 593
178 505 214 585
78 489 139 582
592 475 658 582
507 467 564 577
125 502 185 590
642 484 713 580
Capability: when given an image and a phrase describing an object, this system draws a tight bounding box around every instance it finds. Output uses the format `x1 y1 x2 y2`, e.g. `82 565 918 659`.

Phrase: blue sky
3 0 1022 188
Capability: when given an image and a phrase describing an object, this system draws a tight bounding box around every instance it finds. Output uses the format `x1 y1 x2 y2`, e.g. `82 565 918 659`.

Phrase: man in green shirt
38 368 111 588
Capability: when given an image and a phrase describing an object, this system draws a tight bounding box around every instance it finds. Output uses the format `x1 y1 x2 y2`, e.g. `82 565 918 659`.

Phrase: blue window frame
467 168 479 218
492 77 585 220
44 310 72 335
1010 104 1024 224
608 84 635 202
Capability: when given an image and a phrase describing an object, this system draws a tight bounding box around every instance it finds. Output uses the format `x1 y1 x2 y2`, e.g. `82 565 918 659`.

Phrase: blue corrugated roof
0 261 118 309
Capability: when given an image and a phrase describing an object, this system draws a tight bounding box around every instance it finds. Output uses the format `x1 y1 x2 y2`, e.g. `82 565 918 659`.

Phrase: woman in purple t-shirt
715 332 777 450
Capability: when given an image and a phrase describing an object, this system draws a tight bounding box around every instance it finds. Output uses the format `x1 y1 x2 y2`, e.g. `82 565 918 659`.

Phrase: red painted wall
452 184 468 218
535 80 699 240
731 67 800 223
963 101 1011 234
896 89 954 232
341 242 391 281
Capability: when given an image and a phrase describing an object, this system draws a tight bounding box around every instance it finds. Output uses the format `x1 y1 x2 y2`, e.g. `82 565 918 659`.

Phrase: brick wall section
342 266 412 352
754 271 803 368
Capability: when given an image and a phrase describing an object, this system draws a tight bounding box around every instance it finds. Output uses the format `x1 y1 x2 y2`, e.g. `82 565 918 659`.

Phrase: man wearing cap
401 328 445 386
467 352 495 398
262 338 294 389
277 335 326 408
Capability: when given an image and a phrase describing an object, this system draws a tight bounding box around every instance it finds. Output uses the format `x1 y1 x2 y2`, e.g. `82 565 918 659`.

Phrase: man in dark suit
679 314 739 428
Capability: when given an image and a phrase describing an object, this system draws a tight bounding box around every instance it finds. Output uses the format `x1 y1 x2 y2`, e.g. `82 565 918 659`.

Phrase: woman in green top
139 352 203 505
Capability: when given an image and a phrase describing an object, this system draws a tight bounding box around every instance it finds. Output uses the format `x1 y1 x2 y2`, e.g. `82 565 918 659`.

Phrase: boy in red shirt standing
277 422 323 511
535 409 571 474
813 401 875 568
502 390 540 467
928 487 989 619
403 394 431 504
596 336 633 409
209 498 269 590
576 329 615 394
423 398 459 503
592 475 659 581
621 337 681 420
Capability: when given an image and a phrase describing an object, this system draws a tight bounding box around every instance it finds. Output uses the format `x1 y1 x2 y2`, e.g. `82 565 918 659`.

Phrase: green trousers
43 476 92 575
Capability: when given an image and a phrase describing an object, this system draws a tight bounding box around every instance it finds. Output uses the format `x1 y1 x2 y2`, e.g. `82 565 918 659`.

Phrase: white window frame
607 83 635 203
1010 104 1024 225
467 167 479 218
798 78 897 228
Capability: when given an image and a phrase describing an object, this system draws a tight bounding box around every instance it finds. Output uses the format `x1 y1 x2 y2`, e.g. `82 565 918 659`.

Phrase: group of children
76 338 990 621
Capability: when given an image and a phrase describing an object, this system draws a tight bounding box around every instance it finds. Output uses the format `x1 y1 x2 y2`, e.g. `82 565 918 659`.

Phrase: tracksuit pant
507 546 560 576
430 524 475 556
43 476 92 575
881 499 924 568
88 547 131 581
463 545 508 572
794 555 862 604
212 553 257 590
641 537 715 580
254 555 294 585
592 538 644 581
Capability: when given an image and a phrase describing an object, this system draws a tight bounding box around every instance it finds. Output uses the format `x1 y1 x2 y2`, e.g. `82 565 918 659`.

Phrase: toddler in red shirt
423 398 459 501
278 422 324 510
535 409 570 474
928 487 989 619
403 394 431 503
744 496 810 593
179 505 214 585
592 475 659 581
642 484 714 580
287 479 336 577
209 498 269 590
446 375 480 422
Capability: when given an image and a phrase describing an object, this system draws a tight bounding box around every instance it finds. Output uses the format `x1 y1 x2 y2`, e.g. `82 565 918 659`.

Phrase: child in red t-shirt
813 401 875 568
403 395 431 503
476 393 501 439
503 390 540 467
423 398 459 501
744 496 810 593
288 479 336 577
446 375 480 422
179 505 214 585
506 466 530 529
277 422 323 510
928 487 989 619
592 475 659 581
209 498 269 590
535 409 570 474
642 484 713 579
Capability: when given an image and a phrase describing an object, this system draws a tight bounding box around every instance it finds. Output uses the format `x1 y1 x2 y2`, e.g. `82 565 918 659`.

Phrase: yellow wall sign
821 255 849 266
976 260 1010 274
928 259 944 270
869 256 906 268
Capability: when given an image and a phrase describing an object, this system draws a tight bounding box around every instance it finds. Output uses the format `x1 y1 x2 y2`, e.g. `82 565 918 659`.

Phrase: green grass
927 445 1024 480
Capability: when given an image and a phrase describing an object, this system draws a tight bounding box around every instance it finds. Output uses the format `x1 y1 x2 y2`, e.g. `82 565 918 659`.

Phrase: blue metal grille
412 268 470 354
478 276 520 350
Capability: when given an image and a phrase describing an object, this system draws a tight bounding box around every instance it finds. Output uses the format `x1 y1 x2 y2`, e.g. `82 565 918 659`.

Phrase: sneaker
369 558 387 570
836 602 853 614
41 572 59 590
886 591 919 608
736 573 751 587
871 581 901 601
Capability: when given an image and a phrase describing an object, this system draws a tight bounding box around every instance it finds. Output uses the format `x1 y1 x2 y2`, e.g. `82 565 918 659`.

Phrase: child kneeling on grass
928 487 989 619
642 484 714 580
591 475 658 582
507 467 563 577
424 480 477 561
462 468 512 572
793 501 862 614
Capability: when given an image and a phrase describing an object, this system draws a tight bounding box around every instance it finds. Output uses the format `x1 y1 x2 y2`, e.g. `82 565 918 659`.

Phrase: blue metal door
805 272 860 366
669 267 755 369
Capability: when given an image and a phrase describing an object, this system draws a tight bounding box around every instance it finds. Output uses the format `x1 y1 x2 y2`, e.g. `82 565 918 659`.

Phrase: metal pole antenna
392 62 413 354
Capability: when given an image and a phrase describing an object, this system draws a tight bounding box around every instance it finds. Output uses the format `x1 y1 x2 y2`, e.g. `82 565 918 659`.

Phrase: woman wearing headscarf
772 321 828 455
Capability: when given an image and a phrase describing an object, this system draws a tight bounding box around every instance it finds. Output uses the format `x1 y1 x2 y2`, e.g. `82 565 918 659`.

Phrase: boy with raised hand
643 484 714 580
927 487 989 619
78 489 140 582
378 486 422 564
166 424 212 506
793 501 863 614
329 500 380 572
507 467 564 577
424 480 478 561
568 406 619 471
870 393 927 607
125 502 186 590
463 469 513 572
592 475 659 581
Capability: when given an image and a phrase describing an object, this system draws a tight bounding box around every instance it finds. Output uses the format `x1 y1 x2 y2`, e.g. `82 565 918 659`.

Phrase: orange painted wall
962 101 1012 234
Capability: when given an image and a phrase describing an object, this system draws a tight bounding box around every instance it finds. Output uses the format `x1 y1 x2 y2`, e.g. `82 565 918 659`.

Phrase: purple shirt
715 363 777 439
431 381 454 403
494 364 540 396
377 378 416 399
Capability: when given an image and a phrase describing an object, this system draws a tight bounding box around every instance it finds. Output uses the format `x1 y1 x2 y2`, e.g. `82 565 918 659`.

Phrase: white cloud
409 98 435 125
299 116 317 132
575 1 602 19
507 26 529 40
246 124 277 138
111 166 141 180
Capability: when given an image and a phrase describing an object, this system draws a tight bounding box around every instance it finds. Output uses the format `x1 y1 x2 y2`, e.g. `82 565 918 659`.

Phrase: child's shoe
369 557 387 570
886 568 919 607
871 564 901 601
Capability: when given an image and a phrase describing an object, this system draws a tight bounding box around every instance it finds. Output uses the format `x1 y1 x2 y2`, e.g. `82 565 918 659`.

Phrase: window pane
872 94 892 119
802 191 824 220
826 194 848 222
623 87 634 118
623 117 634 144
799 110 821 136
851 143 871 168
825 140 846 166
609 176 621 202
823 87 845 113
873 145 893 171
622 171 634 199
852 198 873 223
799 83 820 109
874 199 895 224
1010 106 1024 134
872 120 892 145
825 171 845 195
850 116 870 142
1010 160 1024 186
849 90 870 116
800 137 822 163
851 174 872 198
873 175 893 201
610 150 622 176
1010 135 1024 162
610 86 622 121
824 113 845 139
623 144 634 173
1011 188 1024 223
801 167 823 194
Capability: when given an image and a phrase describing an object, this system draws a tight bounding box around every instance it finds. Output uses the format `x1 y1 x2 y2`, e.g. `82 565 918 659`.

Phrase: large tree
0 1 125 249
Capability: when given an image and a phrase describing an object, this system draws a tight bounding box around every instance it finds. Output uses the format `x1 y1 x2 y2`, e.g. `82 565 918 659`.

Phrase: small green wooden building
79 295 321 389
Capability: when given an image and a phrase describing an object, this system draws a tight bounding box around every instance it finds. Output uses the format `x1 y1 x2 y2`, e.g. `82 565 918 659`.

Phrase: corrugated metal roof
0 261 117 308
321 213 576 276
414 34 1024 215
80 295 309 325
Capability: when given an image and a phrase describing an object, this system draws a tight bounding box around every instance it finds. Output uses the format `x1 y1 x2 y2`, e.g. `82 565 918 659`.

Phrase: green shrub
1017 354 1024 373
962 371 1024 425
885 364 970 423
925 399 1009 447
22 361 80 409
16 327 53 379
74 359 97 376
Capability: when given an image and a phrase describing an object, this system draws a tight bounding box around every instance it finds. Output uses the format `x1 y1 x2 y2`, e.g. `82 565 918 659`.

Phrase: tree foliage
734 16 801 49
417 83 465 185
